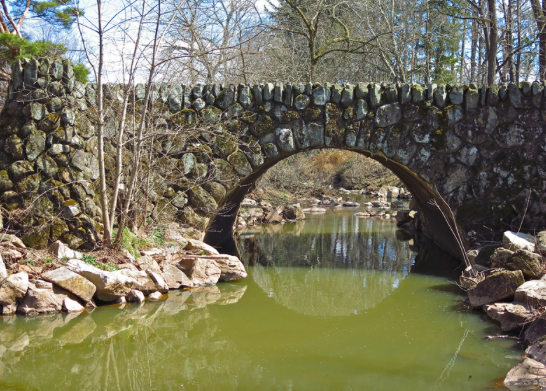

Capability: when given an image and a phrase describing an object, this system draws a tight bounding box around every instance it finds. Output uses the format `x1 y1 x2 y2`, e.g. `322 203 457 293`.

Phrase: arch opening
204 147 466 260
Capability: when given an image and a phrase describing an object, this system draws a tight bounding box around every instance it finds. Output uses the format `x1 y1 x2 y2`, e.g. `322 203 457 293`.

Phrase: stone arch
204 145 463 258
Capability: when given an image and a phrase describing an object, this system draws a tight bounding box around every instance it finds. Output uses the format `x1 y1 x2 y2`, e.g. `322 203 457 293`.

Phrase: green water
0 209 520 390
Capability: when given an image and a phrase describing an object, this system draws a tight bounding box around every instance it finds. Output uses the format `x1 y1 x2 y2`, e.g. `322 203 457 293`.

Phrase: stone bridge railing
1 56 545 258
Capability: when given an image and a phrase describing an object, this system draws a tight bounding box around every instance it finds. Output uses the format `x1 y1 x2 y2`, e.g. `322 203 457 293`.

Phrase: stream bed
0 207 520 390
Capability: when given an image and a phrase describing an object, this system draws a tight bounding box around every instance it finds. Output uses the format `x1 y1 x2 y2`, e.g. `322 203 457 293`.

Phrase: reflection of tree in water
238 215 415 316
0 284 250 391
239 214 414 272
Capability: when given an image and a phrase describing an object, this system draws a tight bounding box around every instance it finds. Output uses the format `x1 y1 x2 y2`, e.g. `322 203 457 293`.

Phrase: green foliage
113 228 150 258
0 33 66 62
150 228 165 246
73 63 89 83
22 259 36 266
61 256 68 263
43 258 54 263
82 253 118 271
21 0 81 29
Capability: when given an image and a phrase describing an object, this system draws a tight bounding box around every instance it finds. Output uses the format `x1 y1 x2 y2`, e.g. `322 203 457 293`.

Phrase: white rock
118 269 157 294
140 248 163 257
0 234 26 249
147 271 169 292
0 254 7 279
41 267 96 302
126 289 145 303
503 231 536 252
0 272 28 307
134 255 162 273
62 297 84 313
148 291 162 301
66 259 135 302
48 241 82 260
121 249 136 262
203 255 247 282
176 257 221 286
17 282 67 315
185 238 219 255
162 264 193 289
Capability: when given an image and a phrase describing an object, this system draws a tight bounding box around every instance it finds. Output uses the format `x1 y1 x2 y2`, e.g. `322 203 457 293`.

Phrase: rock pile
461 230 546 388
0 238 247 317
237 199 305 229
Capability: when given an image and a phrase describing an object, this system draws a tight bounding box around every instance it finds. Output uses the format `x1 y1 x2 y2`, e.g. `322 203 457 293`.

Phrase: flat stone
177 254 247 282
175 257 221 287
0 272 29 306
467 269 524 308
147 271 168 293
118 269 157 295
41 267 96 302
17 282 70 315
162 264 193 289
48 241 82 260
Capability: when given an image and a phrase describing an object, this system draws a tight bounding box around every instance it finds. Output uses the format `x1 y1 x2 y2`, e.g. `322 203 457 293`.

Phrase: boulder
515 279 546 308
17 282 73 315
491 248 543 278
66 259 135 302
48 241 83 260
524 313 546 345
62 297 84 313
0 272 29 312
162 264 193 289
467 269 524 308
176 257 221 286
147 271 168 293
503 231 536 252
178 255 247 282
483 302 535 331
0 255 7 279
134 255 162 273
41 267 96 302
148 291 162 301
282 203 305 220
303 207 326 213
126 289 145 303
266 206 284 224
118 269 157 295
342 202 360 207
537 231 546 255
0 234 26 249
527 339 546 365
185 238 219 255
504 358 546 389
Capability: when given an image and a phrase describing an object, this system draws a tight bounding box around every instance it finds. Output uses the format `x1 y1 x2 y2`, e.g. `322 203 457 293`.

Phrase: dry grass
257 150 401 199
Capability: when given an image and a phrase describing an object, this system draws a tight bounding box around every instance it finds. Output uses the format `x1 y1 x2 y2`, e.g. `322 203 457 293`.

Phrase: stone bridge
1 57 545 259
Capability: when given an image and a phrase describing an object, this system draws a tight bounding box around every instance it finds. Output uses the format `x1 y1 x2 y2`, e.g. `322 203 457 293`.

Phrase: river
0 206 520 390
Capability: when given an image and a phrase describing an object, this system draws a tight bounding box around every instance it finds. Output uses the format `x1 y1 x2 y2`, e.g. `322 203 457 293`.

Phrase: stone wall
1 56 545 258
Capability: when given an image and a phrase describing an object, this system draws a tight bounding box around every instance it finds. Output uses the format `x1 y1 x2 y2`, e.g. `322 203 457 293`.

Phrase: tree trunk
470 11 478 83
487 0 498 85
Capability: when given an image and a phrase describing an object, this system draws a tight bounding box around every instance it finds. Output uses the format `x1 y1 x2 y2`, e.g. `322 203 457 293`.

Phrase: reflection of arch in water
252 265 406 316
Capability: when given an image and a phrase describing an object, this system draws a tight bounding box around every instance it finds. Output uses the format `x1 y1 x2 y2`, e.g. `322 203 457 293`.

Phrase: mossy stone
25 128 46 161
302 107 322 121
0 170 13 192
5 134 24 160
250 115 274 137
40 113 61 132
202 182 226 202
213 134 238 158
228 150 253 176
22 225 50 249
50 219 69 241
280 110 300 123
171 109 197 125
188 186 218 212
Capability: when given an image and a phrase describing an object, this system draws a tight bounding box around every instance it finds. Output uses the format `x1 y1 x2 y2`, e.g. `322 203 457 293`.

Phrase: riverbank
0 224 247 317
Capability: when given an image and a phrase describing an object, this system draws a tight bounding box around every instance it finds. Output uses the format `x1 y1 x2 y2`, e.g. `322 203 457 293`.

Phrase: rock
538 231 546 255
483 302 535 331
62 297 84 313
504 358 546 388
178 255 247 282
118 269 157 295
375 103 402 127
391 201 404 209
185 238 219 255
0 255 6 279
41 267 96 303
66 259 135 302
147 271 168 293
524 313 546 345
342 202 360 207
148 291 162 301
17 282 73 315
127 289 145 303
515 280 546 308
527 339 546 365
0 234 26 249
0 272 29 309
175 257 221 286
303 207 326 213
49 241 83 260
266 206 285 223
162 264 193 289
467 269 524 308
509 250 544 279
503 231 536 252
134 255 162 273
282 203 305 220
490 247 514 267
